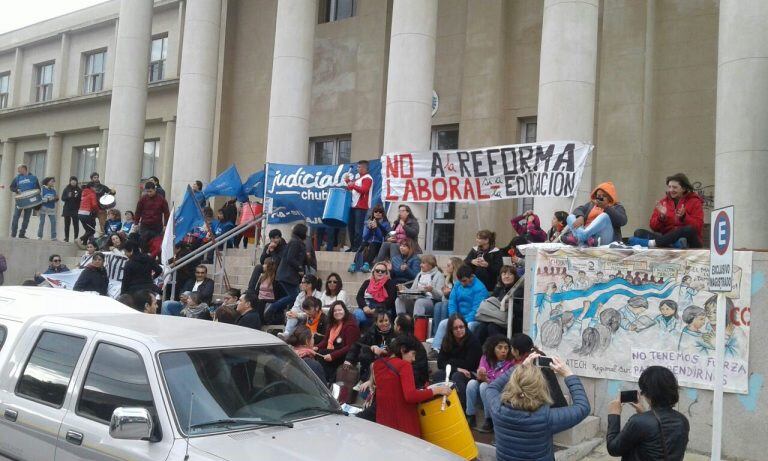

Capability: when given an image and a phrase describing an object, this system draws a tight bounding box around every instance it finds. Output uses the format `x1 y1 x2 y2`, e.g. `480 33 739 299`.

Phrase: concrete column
45 134 62 180
382 0 438 250
104 0 153 210
715 0 768 249
264 0 318 165
54 33 69 99
0 141 16 238
458 0 506 245
161 119 176 201
10 48 22 107
170 0 222 204
534 0 599 223
97 128 109 177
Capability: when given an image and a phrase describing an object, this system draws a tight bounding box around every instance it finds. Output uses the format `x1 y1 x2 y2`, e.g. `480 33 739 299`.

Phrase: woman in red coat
630 173 704 248
373 335 452 438
316 301 360 384
77 183 100 247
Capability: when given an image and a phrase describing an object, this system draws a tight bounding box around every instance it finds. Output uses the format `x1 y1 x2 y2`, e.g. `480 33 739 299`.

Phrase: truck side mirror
109 407 153 441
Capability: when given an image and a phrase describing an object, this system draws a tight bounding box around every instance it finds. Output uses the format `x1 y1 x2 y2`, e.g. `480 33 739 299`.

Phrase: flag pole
262 162 271 246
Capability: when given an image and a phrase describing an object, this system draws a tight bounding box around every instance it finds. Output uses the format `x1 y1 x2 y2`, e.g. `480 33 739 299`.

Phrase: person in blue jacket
349 204 390 273
10 164 40 239
389 238 421 284
37 177 59 240
486 353 590 461
431 264 489 352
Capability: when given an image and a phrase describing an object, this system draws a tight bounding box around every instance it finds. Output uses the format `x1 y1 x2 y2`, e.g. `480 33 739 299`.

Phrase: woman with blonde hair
486 353 590 461
431 256 464 337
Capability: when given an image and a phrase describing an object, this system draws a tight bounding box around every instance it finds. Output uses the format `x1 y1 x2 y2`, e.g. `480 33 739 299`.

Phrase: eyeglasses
452 325 466 331
327 280 339 284
373 269 387 274
52 259 61 263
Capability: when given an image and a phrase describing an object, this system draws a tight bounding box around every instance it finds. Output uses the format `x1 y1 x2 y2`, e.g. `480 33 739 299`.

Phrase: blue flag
174 186 204 244
204 164 247 202
243 170 265 198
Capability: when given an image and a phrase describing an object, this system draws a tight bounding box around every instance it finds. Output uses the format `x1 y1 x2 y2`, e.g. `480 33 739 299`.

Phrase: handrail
163 213 266 301
502 273 526 338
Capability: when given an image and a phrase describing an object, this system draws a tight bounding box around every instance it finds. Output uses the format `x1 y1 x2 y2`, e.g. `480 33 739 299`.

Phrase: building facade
0 0 765 255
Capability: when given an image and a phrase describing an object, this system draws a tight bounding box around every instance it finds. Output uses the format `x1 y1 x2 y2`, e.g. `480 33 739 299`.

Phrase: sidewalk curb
554 437 603 461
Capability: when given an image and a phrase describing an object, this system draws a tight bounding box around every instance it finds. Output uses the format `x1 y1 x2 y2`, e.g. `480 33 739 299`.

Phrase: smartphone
620 390 639 404
535 356 553 368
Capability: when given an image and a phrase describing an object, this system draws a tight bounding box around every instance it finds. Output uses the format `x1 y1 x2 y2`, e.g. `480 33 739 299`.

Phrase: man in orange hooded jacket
567 181 627 246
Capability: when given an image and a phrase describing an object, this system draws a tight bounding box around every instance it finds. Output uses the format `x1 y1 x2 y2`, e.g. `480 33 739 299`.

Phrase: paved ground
581 442 711 460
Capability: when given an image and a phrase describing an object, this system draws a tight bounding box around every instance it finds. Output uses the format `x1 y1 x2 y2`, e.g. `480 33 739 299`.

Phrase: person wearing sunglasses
565 181 627 246
355 262 398 327
34 254 71 284
320 273 348 308
279 274 322 336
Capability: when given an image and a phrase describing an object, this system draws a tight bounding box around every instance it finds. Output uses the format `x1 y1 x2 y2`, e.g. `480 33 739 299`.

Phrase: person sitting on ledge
629 173 703 249
564 181 627 246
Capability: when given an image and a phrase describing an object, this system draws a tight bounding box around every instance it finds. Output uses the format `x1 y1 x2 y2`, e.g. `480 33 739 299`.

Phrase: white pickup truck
0 287 461 461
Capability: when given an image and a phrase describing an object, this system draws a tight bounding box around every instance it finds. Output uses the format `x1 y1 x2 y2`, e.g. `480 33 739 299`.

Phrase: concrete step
553 415 600 447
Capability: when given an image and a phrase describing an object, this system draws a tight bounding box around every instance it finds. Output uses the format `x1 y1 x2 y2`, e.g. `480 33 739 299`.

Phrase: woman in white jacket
395 254 445 317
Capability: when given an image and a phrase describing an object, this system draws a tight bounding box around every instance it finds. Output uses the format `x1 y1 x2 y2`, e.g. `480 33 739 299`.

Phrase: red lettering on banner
433 178 447 201
463 179 476 200
402 180 417 201
417 178 431 201
730 307 751 327
449 177 461 200
386 153 415 179
384 180 399 201
476 178 491 200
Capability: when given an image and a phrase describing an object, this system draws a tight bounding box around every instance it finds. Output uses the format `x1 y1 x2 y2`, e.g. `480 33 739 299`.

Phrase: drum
99 194 116 210
14 189 42 209
418 389 478 460
321 188 351 227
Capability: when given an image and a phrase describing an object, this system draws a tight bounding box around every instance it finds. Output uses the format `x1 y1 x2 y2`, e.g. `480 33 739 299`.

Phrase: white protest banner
382 141 592 203
42 253 128 299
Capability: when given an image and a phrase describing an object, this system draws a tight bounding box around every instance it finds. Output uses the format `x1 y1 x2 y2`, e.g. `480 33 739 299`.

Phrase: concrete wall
523 249 768 460
0 238 80 285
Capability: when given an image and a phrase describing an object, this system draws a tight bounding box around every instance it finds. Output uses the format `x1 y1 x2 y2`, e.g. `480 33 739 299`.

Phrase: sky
0 0 107 35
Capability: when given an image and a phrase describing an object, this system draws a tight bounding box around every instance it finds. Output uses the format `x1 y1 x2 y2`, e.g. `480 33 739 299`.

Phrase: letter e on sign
709 206 734 292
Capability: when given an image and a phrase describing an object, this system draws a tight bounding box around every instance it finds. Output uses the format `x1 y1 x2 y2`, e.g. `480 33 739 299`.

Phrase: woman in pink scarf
355 261 397 327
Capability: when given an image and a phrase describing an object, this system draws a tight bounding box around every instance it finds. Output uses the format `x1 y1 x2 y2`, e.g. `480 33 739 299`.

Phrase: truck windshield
159 345 339 435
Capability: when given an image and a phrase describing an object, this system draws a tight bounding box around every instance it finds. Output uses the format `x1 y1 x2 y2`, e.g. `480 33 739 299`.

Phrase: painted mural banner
381 141 592 202
265 160 382 225
530 247 752 393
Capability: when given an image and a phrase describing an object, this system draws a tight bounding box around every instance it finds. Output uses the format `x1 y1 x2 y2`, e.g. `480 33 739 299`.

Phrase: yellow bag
417 389 479 460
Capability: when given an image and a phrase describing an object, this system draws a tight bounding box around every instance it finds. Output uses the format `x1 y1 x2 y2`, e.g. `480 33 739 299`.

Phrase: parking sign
709 206 734 292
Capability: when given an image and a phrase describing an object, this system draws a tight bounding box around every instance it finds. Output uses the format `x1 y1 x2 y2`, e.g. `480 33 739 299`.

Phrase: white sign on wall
709 206 734 292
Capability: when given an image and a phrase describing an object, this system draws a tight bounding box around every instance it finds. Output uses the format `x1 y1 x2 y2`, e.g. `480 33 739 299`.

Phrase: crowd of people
19 168 700 459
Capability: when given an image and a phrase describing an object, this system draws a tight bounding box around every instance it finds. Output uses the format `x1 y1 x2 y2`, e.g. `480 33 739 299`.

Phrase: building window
149 35 168 82
318 0 355 23
310 136 351 165
76 146 99 182
426 125 459 253
142 139 160 179
25 151 46 179
35 62 54 102
518 117 537 213
83 50 106 94
0 73 9 109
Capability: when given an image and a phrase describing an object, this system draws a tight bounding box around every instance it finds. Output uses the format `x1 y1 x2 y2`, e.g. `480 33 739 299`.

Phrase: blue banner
204 164 248 202
243 170 265 198
174 186 205 244
266 160 382 225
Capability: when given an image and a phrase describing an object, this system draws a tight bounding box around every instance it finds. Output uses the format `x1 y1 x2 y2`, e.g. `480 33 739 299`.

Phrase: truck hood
187 414 464 461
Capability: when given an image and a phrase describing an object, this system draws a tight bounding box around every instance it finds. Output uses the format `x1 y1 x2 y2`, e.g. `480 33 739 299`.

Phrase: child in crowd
465 335 514 431
103 208 122 236
121 210 135 235
511 210 547 242
547 211 569 242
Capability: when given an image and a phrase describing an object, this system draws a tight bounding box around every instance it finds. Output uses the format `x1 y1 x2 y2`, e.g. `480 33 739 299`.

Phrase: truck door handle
65 430 83 446
3 409 17 422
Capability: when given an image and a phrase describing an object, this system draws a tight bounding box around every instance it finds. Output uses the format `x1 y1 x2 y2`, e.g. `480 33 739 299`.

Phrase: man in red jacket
630 173 704 248
344 160 373 252
134 181 170 252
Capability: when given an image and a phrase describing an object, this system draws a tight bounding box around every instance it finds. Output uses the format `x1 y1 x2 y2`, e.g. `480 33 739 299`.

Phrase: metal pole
710 293 727 461
262 162 270 246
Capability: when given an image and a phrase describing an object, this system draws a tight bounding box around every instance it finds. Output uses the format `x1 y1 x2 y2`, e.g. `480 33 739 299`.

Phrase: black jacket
181 278 215 305
437 331 482 372
236 310 262 330
276 235 307 286
464 247 504 292
61 185 82 217
121 253 162 294
346 326 396 365
259 238 287 266
355 279 398 316
73 265 109 296
607 407 689 461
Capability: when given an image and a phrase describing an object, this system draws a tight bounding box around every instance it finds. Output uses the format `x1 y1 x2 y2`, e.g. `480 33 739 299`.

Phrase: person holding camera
606 366 690 460
565 181 627 246
486 352 590 461
349 204 390 273
511 210 547 243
